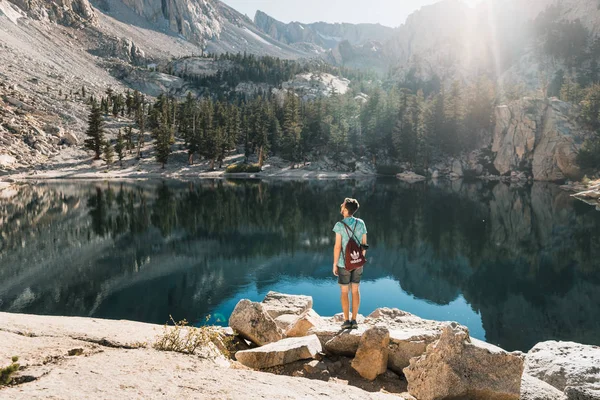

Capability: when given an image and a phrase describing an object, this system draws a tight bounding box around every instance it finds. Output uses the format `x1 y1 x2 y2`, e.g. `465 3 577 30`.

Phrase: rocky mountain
254 10 396 51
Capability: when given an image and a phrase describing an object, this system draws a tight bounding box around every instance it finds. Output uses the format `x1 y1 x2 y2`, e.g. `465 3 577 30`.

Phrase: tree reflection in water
0 179 599 351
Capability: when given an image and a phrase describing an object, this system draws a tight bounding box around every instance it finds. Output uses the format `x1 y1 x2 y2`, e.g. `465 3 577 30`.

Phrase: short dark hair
344 198 360 215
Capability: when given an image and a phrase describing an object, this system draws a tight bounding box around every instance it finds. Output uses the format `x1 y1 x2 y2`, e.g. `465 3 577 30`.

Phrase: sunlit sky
221 0 481 28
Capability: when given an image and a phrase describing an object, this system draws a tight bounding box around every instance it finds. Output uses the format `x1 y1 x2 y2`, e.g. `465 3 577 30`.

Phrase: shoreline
2 297 598 400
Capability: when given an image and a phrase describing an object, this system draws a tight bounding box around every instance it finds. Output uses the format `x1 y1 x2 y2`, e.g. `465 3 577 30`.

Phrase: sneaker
341 320 352 329
351 320 358 329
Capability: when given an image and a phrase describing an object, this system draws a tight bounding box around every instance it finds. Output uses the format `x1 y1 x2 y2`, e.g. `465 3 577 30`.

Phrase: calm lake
1 178 599 352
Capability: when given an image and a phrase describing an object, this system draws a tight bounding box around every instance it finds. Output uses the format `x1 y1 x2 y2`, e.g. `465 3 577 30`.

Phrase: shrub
577 137 600 172
376 164 403 176
153 316 233 358
225 163 261 173
1 356 19 386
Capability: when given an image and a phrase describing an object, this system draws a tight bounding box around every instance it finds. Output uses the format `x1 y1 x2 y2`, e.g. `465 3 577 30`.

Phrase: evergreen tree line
84 76 497 172
163 52 377 95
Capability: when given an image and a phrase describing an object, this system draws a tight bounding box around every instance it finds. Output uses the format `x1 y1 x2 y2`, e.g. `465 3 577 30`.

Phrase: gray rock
367 308 447 373
521 374 567 400
525 341 600 398
351 326 390 381
228 299 284 346
62 131 79 146
396 171 426 183
403 324 525 400
235 335 322 369
286 309 322 338
262 291 313 319
303 359 328 374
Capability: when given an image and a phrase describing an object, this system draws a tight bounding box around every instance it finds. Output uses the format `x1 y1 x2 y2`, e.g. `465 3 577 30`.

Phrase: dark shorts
338 267 363 285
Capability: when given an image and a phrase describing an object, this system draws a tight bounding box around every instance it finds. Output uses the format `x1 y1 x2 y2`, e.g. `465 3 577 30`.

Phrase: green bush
1 356 19 386
577 137 600 171
225 163 261 173
376 164 403 176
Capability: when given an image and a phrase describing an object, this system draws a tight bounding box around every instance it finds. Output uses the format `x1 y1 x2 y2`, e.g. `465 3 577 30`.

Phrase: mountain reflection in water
1 179 599 352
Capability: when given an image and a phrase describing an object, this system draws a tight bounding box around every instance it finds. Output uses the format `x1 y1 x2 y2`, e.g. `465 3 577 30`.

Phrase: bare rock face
403 324 525 400
521 374 567 400
228 299 284 346
91 36 146 65
235 335 322 369
262 291 313 319
351 326 390 381
525 341 600 399
117 0 222 45
8 0 97 25
493 98 590 181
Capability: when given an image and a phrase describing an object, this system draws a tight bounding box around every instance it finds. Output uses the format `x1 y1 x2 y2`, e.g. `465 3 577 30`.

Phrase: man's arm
333 233 342 276
361 234 368 256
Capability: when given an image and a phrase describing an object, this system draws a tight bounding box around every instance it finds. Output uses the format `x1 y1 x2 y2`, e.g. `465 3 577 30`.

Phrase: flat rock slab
525 341 600 398
0 312 161 347
235 335 322 369
261 291 313 319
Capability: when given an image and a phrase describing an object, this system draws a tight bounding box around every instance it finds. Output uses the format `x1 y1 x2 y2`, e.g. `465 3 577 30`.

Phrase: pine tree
84 102 104 160
115 129 125 167
135 97 146 158
154 118 172 169
103 139 114 167
282 91 302 167
124 126 135 153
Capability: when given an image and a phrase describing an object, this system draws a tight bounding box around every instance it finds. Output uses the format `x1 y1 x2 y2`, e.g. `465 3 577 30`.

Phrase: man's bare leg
351 283 360 321
340 285 350 321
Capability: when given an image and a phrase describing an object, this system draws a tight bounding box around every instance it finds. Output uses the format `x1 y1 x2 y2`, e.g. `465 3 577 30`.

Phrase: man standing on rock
332 198 368 330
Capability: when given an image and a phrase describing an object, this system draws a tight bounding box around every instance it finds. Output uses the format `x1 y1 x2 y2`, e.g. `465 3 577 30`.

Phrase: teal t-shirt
333 217 367 268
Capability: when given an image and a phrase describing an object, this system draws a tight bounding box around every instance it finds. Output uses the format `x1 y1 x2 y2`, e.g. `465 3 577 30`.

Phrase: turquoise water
1 179 599 351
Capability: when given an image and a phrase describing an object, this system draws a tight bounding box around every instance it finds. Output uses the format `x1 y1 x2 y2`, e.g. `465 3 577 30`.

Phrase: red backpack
342 221 367 271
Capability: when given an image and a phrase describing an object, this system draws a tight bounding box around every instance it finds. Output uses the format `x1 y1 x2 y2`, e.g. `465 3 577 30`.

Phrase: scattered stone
67 348 84 356
351 326 390 381
403 324 525 400
525 341 600 398
304 359 328 374
62 131 79 146
229 299 284 346
235 335 322 369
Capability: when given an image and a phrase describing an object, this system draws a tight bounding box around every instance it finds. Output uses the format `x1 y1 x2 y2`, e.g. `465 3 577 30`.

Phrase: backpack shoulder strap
341 220 359 243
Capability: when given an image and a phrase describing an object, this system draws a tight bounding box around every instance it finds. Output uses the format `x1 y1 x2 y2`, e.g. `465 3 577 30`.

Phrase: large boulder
492 98 590 181
403 324 525 400
228 300 284 346
368 308 447 373
310 308 447 372
351 326 390 381
525 341 600 399
235 335 322 369
521 374 567 400
262 291 313 319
